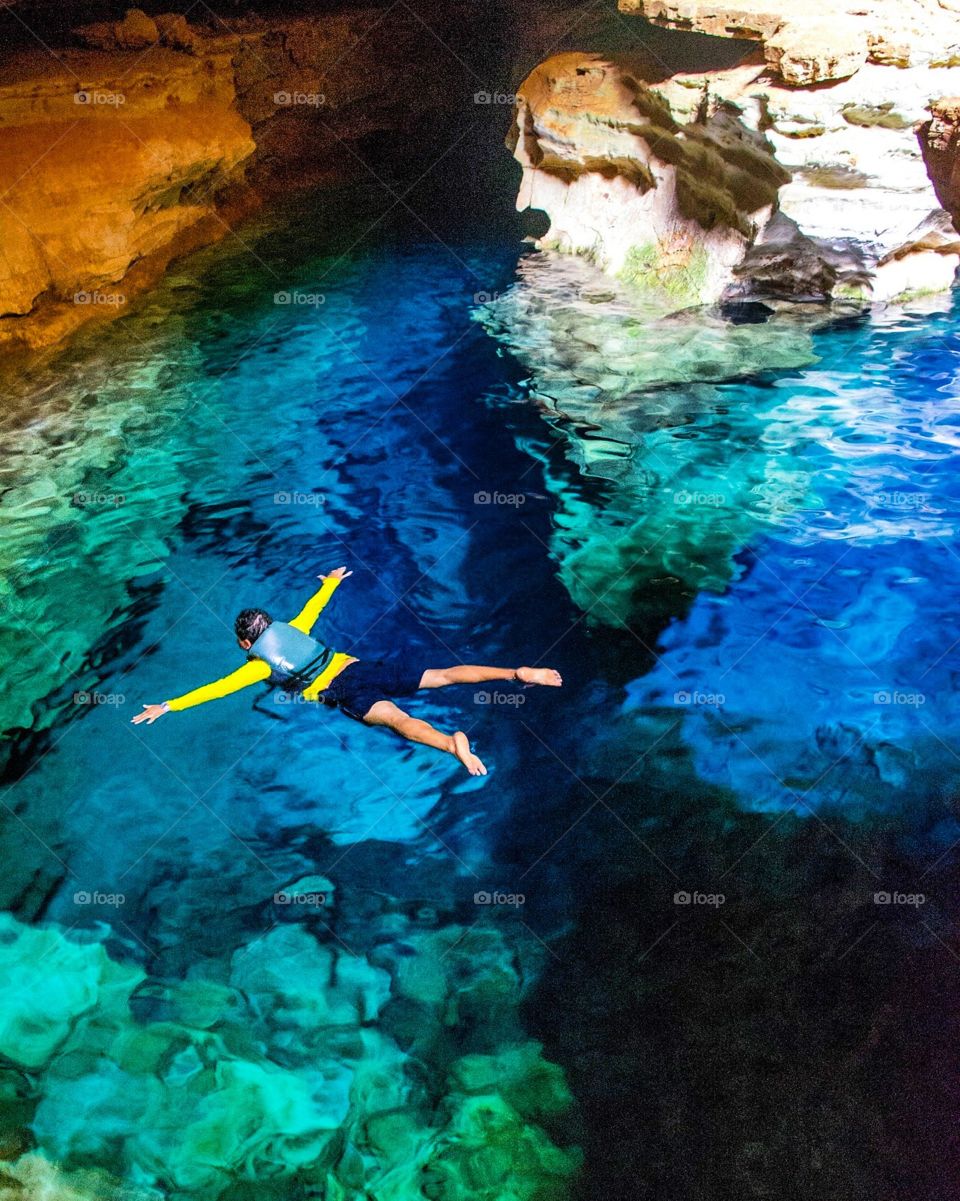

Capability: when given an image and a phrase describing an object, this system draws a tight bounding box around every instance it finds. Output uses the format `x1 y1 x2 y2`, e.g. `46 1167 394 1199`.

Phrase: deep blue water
2 184 960 1200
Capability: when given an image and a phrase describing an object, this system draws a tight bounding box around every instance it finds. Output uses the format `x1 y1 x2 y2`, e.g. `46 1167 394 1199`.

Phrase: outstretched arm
288 565 353 634
132 660 271 724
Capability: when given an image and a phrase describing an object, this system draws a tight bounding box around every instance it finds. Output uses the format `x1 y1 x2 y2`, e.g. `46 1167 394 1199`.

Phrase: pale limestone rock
511 44 960 305
622 0 960 75
733 208 960 302
765 18 868 85
510 53 788 306
872 209 960 300
619 0 790 41
652 56 960 299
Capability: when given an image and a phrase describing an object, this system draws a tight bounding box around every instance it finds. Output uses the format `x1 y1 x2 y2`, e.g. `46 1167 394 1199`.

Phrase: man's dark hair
235 608 272 643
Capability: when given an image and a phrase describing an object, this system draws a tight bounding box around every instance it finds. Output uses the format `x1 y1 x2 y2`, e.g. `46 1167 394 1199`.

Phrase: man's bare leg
363 700 487 776
418 665 563 688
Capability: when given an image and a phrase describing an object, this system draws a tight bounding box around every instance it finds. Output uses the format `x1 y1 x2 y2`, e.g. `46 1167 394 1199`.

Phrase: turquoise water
2 183 960 1198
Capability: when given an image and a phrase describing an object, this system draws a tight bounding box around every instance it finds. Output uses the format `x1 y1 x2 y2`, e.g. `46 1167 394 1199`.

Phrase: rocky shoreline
5 0 960 356
511 0 960 307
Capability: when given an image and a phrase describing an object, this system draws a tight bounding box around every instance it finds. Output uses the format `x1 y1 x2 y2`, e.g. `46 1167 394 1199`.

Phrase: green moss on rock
619 241 711 307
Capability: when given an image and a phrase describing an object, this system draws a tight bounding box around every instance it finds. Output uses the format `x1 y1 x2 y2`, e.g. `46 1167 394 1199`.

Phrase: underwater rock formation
478 251 827 620
512 2 960 305
509 53 789 307
0 910 580 1199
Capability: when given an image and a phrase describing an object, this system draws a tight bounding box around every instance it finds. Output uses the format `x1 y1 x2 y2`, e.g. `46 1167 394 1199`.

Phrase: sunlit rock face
654 54 960 302
513 2 960 306
922 97 960 226
0 39 255 354
509 53 789 307
623 0 960 76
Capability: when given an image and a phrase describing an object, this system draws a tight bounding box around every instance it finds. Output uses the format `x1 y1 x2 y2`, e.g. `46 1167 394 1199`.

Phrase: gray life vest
249 621 334 687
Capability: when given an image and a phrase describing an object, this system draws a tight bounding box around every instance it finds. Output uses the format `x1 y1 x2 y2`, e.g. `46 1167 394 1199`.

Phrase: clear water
2 184 960 1200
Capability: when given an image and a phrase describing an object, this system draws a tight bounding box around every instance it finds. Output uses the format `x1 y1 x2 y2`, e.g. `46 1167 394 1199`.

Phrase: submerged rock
478 250 828 621
0 909 579 1199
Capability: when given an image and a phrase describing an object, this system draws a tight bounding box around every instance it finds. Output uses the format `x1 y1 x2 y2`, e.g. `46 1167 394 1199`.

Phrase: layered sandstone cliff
0 36 255 353
0 0 558 355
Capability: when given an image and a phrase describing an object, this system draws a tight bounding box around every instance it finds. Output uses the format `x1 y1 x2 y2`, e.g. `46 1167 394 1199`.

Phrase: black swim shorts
318 655 423 722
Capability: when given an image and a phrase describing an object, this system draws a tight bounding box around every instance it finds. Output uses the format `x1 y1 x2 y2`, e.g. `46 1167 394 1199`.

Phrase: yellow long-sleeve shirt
165 577 353 712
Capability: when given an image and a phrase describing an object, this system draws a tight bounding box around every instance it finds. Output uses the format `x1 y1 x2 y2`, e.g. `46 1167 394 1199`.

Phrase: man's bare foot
516 666 563 687
452 731 487 776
